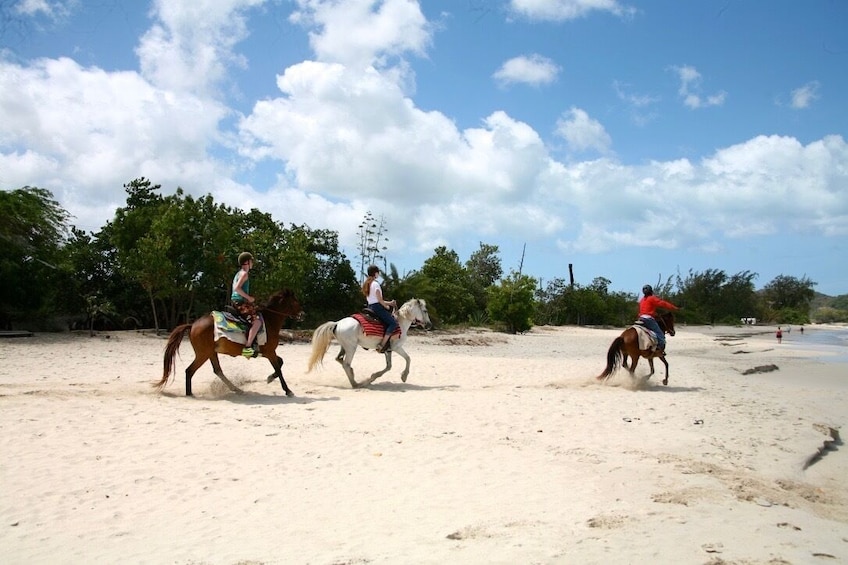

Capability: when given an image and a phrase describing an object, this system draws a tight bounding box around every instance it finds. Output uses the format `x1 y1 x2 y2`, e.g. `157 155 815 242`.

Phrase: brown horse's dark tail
155 324 191 390
597 336 624 380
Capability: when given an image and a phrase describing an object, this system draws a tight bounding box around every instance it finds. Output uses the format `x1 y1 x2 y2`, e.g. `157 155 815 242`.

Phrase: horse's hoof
401 375 408 383
266 375 278 384
662 379 668 386
285 391 295 397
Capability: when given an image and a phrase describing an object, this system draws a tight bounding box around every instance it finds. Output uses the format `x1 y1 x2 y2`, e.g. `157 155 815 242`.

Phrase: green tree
466 242 502 317
487 271 536 333
0 187 70 328
675 268 727 324
719 271 759 323
418 246 475 324
761 274 817 323
59 227 132 331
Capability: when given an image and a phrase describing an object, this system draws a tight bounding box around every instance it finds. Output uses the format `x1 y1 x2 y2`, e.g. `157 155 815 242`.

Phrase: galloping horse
597 311 676 385
156 289 304 397
307 299 431 388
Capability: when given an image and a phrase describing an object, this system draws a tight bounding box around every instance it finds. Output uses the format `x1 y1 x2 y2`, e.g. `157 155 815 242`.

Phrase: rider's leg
372 303 397 352
378 332 391 352
246 317 261 348
241 316 261 357
642 317 666 350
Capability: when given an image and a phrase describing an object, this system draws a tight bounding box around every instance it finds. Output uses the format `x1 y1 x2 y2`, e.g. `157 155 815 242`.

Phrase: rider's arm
375 285 396 309
656 298 678 311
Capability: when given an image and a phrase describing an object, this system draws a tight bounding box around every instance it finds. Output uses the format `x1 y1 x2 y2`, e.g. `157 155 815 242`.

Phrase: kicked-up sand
1 323 846 564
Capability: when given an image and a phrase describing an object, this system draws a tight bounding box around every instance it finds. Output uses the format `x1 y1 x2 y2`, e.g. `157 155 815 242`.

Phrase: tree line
2 182 840 334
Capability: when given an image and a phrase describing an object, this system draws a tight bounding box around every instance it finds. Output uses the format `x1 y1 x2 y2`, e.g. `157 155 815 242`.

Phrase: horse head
660 311 676 336
401 298 432 330
264 289 305 321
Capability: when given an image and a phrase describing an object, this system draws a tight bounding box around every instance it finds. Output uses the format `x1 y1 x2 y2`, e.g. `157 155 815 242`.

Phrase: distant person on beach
776 327 783 343
800 326 804 335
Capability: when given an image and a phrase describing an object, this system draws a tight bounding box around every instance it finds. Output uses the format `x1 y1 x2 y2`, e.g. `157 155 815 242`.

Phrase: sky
1 0 847 296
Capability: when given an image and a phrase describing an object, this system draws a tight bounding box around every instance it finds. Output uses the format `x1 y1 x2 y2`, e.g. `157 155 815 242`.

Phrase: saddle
632 320 659 351
211 310 267 347
352 308 402 339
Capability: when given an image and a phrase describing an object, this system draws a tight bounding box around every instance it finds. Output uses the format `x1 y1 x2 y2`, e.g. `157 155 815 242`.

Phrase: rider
362 265 398 353
638 284 678 353
232 252 262 358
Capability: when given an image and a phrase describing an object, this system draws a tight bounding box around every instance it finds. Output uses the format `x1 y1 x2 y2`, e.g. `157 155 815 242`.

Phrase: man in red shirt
638 284 678 351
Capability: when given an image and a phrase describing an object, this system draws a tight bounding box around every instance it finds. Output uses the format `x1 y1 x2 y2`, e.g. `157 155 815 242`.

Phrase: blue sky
1 0 846 296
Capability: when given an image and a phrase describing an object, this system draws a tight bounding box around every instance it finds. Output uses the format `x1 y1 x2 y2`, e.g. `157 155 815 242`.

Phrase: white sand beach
1 323 846 564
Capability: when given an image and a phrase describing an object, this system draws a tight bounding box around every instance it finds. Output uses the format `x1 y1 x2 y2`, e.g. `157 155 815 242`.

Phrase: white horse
307 299 431 388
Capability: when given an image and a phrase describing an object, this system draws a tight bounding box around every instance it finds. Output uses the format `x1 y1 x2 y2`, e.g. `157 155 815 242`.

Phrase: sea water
781 326 848 364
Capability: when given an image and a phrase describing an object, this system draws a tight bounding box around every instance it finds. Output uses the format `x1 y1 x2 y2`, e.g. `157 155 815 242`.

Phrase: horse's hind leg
627 354 640 376
184 356 209 397
368 351 393 384
340 348 365 388
209 353 244 395
335 347 346 365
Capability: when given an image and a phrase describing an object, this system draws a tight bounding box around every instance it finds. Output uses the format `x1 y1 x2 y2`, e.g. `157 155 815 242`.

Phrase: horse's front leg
266 355 294 397
393 346 411 383
660 356 670 386
647 356 655 377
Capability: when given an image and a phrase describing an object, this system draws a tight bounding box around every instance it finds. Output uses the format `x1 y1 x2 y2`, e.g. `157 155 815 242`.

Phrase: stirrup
242 347 255 358
377 341 392 354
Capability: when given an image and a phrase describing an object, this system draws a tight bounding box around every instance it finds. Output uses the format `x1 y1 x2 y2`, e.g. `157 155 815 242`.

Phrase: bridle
657 313 675 336
261 304 304 320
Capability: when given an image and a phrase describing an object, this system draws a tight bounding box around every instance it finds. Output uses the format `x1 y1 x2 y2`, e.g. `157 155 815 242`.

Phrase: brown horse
597 311 676 386
156 289 304 397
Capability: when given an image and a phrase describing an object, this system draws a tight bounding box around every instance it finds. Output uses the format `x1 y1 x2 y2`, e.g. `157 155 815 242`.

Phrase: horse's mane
264 288 295 305
398 298 425 317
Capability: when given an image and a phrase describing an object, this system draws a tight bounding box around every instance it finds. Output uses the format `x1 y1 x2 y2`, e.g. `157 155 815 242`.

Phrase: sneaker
242 347 254 358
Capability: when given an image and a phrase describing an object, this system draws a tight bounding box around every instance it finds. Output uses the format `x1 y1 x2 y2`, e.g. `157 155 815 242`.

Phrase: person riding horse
638 285 678 353
232 251 262 358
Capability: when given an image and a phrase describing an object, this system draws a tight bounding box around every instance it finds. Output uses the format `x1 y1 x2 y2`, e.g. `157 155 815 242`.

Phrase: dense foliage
2 183 842 332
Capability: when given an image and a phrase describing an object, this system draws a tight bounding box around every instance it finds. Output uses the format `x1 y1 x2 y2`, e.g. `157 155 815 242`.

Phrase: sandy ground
1 322 847 564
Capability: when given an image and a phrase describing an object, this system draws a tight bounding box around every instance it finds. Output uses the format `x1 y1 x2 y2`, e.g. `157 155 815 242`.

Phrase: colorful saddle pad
212 311 267 346
352 313 402 339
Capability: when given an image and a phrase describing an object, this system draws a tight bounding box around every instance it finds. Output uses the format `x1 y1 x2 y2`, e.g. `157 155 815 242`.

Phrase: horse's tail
597 336 624 380
155 324 191 390
307 322 336 372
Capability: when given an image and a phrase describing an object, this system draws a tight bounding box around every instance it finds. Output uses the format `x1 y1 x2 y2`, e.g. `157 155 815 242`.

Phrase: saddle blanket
352 313 402 339
212 311 267 347
632 322 658 351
